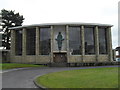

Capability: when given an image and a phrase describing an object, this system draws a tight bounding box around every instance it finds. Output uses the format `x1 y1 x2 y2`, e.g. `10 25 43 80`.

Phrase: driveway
2 65 118 88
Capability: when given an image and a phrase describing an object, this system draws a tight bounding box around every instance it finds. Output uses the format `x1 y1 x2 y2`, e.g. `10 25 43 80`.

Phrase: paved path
2 65 118 88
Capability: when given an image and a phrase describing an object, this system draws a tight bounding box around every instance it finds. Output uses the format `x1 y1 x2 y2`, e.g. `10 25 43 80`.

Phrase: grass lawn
0 63 45 70
36 67 118 88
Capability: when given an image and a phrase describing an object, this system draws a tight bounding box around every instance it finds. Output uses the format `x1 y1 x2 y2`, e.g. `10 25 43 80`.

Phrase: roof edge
9 22 113 30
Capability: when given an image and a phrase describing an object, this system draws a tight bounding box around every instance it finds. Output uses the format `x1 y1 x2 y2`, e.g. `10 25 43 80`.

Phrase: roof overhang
9 22 113 30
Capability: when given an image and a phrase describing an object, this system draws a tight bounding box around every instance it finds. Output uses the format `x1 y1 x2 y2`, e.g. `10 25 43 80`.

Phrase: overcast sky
0 0 119 48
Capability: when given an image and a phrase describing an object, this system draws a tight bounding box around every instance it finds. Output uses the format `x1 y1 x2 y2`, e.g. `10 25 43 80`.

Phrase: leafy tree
1 9 24 49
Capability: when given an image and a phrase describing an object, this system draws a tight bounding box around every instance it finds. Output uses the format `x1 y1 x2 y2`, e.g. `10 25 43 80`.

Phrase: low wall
83 55 96 62
68 55 82 63
98 55 109 62
1 50 10 63
10 54 110 64
68 55 109 63
10 55 50 64
36 55 51 64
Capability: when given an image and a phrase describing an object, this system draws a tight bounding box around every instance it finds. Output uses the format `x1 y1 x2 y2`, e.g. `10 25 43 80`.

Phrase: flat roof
9 22 113 30
116 46 120 50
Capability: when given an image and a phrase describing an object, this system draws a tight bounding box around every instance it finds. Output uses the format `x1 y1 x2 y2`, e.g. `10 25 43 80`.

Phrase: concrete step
48 63 67 67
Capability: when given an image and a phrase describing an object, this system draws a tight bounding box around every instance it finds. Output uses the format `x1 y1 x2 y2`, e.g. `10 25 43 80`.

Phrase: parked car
116 58 120 62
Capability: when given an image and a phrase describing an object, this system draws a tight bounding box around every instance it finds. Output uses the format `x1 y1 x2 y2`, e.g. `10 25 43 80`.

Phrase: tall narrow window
84 27 95 55
98 27 108 54
15 29 22 55
40 27 51 55
69 26 81 55
26 28 36 55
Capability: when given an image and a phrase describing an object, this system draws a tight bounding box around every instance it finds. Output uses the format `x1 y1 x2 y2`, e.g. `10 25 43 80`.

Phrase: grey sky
0 0 119 48
118 1 120 46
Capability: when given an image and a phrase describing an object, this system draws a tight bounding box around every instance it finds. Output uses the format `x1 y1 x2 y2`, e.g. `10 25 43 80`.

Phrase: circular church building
9 23 113 66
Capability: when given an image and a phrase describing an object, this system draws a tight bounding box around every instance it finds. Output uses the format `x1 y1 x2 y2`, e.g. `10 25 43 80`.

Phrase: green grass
0 63 45 70
36 67 118 88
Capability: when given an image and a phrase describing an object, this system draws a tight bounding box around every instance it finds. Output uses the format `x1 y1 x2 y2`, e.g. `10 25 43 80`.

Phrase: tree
1 9 24 49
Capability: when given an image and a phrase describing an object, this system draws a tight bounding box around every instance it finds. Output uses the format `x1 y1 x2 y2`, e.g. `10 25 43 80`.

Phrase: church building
9 23 113 66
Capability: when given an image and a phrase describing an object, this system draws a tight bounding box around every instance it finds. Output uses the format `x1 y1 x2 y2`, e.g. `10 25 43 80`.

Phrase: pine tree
1 9 24 49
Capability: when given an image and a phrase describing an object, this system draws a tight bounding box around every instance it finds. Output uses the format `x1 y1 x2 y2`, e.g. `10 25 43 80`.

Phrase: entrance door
53 53 67 63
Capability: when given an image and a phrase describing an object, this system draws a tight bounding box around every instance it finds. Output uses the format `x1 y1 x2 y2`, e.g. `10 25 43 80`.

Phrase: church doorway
53 53 67 63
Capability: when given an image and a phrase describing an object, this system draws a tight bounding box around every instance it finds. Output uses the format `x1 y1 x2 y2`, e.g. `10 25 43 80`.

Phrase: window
84 27 95 55
15 30 22 55
26 28 36 55
69 26 81 55
98 27 108 54
40 27 51 55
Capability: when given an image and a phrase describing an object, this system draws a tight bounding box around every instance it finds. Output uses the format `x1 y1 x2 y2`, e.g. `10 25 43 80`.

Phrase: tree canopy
1 9 24 49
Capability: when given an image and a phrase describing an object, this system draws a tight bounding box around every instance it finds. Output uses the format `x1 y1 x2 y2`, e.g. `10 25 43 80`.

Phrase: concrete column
22 28 26 57
94 26 99 62
66 25 69 63
39 28 41 55
81 26 85 62
36 27 39 56
35 27 39 64
50 26 54 63
11 30 15 56
112 49 116 61
107 27 113 62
